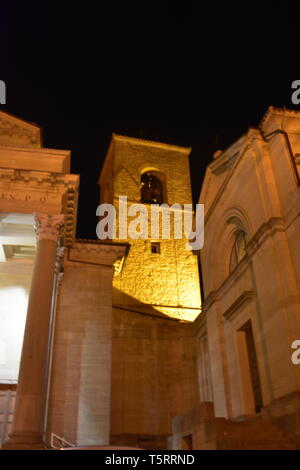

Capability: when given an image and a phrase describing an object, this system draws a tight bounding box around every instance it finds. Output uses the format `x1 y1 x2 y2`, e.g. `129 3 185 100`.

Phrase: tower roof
111 133 192 154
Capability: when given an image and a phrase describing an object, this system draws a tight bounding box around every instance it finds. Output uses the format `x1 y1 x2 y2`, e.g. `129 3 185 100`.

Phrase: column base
2 431 45 450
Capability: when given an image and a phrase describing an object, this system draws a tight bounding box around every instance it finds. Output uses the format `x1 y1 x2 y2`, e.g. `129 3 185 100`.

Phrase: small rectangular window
151 242 160 254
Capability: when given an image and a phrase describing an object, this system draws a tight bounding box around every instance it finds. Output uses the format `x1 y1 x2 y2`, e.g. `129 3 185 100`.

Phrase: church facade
0 106 300 449
170 107 300 449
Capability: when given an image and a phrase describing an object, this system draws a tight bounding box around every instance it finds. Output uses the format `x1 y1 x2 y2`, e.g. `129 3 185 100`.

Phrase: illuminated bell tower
98 134 201 321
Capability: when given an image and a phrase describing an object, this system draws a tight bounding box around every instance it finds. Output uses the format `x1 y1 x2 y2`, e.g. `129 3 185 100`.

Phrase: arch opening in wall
206 207 252 290
140 171 164 204
229 229 247 273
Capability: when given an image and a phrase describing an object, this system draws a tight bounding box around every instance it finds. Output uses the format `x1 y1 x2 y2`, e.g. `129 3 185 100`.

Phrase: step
214 416 297 450
223 425 284 435
228 424 277 432
220 434 292 443
226 420 275 428
218 438 296 450
219 428 281 439
221 432 287 441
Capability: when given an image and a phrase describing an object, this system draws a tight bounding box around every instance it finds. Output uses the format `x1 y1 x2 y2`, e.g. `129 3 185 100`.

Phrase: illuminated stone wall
99 134 201 321
0 261 33 383
99 135 202 448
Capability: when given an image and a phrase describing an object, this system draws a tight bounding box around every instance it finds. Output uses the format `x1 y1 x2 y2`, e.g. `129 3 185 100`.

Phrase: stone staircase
215 415 297 450
169 402 298 450
168 402 300 450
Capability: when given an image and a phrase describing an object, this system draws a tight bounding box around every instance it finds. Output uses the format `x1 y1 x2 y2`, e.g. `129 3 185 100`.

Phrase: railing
50 433 75 450
0 389 16 448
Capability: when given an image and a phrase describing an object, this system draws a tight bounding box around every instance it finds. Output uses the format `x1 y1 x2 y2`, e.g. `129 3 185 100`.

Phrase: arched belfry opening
140 171 164 204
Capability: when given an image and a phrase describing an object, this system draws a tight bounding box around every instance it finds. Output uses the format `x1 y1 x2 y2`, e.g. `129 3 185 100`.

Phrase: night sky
1 2 299 238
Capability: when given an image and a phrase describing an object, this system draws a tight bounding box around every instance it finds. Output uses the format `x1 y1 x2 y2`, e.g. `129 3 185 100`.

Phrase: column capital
34 213 64 243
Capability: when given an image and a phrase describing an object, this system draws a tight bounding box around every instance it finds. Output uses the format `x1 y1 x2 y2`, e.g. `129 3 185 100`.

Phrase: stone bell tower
98 133 201 321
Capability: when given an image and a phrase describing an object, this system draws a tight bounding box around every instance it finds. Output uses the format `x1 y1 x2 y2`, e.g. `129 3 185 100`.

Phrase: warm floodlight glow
0 286 28 382
154 306 201 322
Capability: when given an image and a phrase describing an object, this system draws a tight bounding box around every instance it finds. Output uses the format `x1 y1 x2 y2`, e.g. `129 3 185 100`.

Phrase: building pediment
199 129 261 219
0 110 42 148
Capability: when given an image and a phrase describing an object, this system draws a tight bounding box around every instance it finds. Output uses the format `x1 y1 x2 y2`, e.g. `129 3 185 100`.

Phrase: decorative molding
192 312 208 337
64 186 78 247
223 291 254 320
203 290 219 311
56 271 64 288
67 241 129 269
112 133 191 154
74 239 130 255
55 247 65 274
0 146 70 173
0 167 78 187
204 142 251 224
0 112 41 147
34 213 64 242
54 247 65 288
0 168 79 247
204 216 286 306
246 217 285 257
259 106 300 132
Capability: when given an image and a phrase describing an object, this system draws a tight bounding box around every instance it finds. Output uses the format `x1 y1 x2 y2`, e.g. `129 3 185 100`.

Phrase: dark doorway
239 320 263 413
181 434 193 450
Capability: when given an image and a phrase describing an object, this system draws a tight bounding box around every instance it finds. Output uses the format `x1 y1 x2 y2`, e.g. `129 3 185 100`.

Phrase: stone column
42 246 65 440
3 213 64 450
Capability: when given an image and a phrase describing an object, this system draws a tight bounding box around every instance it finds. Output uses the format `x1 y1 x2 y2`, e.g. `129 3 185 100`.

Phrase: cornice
0 144 69 156
72 239 129 256
223 291 254 320
0 168 79 248
0 145 71 173
246 217 285 257
259 106 300 131
203 290 219 311
67 241 129 271
191 311 207 337
71 240 129 274
112 133 192 155
0 167 79 188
